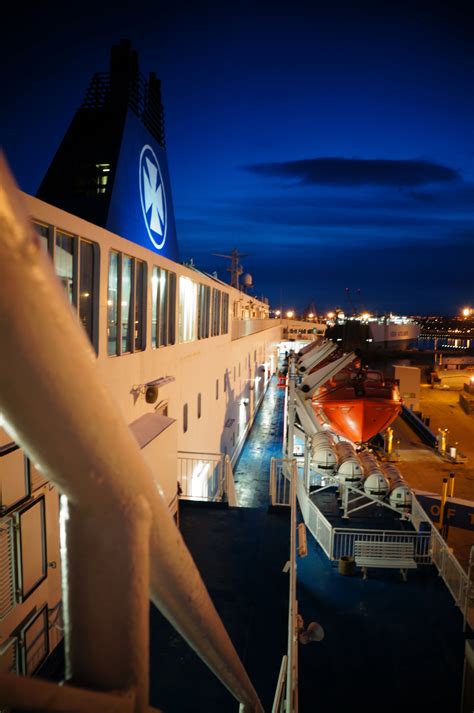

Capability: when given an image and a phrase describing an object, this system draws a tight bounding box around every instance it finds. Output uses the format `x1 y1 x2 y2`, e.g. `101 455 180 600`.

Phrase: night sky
1 0 473 316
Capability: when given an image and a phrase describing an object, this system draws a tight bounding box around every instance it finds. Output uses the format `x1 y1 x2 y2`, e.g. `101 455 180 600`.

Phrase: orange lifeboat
311 366 401 443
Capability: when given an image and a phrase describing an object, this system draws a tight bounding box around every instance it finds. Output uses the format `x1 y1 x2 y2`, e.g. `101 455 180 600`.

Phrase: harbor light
308 312 314 319
286 310 294 318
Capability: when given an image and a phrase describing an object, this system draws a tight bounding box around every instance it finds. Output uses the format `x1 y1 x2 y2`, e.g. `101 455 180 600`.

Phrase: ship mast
212 249 249 289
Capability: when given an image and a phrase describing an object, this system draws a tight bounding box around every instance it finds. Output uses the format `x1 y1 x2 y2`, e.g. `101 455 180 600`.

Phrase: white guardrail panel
270 458 292 507
331 529 432 563
177 452 225 502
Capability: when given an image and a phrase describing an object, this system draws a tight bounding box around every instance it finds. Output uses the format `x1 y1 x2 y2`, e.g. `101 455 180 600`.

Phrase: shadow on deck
150 502 290 712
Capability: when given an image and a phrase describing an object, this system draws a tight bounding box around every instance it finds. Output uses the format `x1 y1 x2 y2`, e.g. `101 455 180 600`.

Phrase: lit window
221 293 229 334
50 227 99 351
95 163 110 194
15 497 47 602
152 266 176 348
198 284 211 339
179 276 197 343
211 289 221 336
55 231 74 304
108 251 147 356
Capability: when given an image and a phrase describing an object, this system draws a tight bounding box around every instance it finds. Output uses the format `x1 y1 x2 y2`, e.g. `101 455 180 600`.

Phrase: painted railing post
61 496 152 709
303 436 311 493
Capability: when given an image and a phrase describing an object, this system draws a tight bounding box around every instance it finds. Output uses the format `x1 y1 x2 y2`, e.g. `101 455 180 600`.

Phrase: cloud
243 157 460 187
407 191 438 203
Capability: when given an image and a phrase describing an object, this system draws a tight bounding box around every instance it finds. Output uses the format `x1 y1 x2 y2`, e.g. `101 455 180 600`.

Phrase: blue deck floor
150 376 467 712
297 532 466 712
233 377 285 507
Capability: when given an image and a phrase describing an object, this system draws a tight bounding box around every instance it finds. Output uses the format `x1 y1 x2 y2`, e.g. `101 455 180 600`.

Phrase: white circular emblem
139 144 167 250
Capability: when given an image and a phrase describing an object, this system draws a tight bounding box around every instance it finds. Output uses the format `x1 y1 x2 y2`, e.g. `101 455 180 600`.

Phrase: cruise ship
326 313 420 352
0 40 471 713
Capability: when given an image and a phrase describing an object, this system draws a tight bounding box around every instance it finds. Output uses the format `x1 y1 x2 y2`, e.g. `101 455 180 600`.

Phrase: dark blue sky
1 0 473 315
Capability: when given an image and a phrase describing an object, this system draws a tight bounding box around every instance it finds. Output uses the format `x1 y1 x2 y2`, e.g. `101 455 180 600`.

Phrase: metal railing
296 472 432 563
296 474 333 558
272 655 287 713
270 458 299 713
269 458 292 506
286 459 299 713
331 528 431 562
177 451 226 502
0 519 16 620
231 318 280 340
411 495 471 625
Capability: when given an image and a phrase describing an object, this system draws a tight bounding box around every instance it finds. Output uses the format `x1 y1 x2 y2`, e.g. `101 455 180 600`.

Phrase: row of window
179 277 229 343
36 223 99 349
34 222 230 355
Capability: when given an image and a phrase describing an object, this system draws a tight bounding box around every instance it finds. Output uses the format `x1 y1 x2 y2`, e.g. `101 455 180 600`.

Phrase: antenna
212 249 250 289
345 287 356 316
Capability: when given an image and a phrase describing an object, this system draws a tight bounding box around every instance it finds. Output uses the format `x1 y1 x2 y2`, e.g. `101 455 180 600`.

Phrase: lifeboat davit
311 366 401 443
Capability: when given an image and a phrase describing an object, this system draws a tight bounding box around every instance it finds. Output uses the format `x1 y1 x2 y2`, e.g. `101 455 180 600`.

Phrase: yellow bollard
439 478 448 531
438 428 447 455
448 472 455 498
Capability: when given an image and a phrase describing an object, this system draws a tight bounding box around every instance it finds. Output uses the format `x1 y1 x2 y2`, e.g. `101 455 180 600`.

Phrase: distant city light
308 312 314 318
327 312 335 319
462 307 472 317
275 310 281 316
286 310 294 318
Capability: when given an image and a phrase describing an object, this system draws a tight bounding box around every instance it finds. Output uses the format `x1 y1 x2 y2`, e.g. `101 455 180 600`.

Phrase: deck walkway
233 376 285 506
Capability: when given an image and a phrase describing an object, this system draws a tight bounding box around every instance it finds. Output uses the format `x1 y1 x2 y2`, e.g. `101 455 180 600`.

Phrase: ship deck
150 377 467 712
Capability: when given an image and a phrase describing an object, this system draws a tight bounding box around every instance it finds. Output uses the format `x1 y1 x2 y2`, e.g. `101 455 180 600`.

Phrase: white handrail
0 155 263 712
271 656 287 713
286 459 299 713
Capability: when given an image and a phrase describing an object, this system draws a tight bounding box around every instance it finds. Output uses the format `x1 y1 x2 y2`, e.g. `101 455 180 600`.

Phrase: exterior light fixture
286 310 294 319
